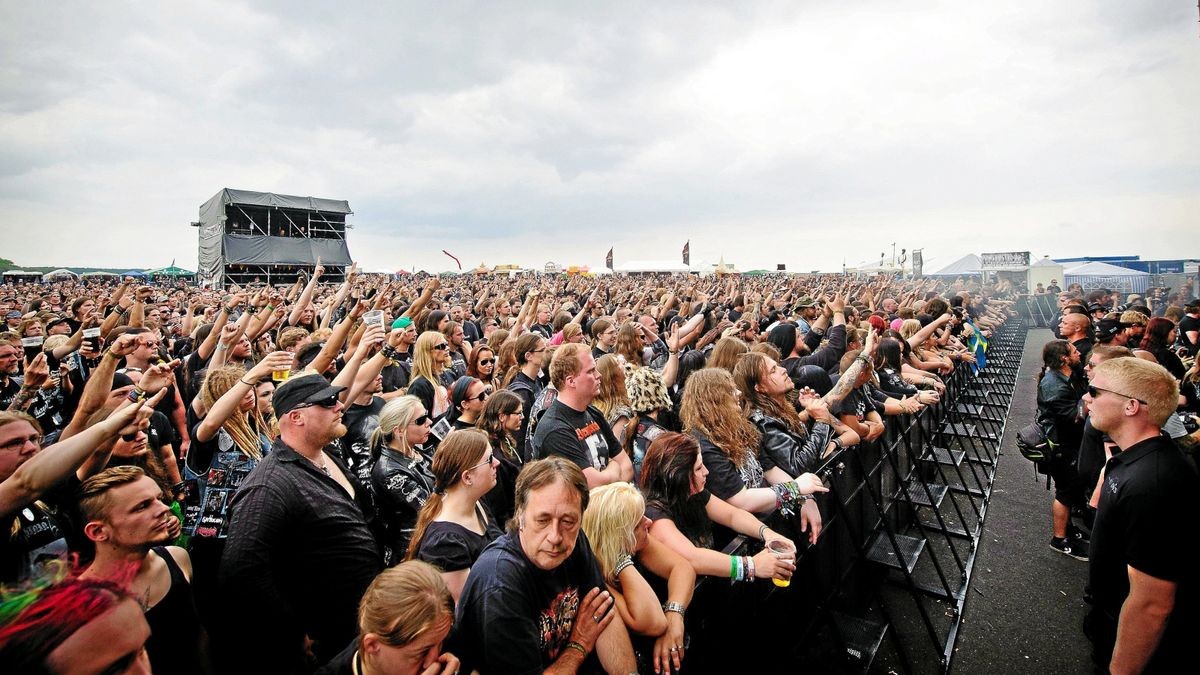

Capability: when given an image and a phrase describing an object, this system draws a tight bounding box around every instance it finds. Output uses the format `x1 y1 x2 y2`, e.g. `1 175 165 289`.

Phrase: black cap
272 373 345 416
1087 302 1107 314
1095 318 1130 341
46 316 71 331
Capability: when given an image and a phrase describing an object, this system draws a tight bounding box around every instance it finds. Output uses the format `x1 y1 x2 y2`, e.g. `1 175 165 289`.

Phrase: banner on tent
981 251 1029 270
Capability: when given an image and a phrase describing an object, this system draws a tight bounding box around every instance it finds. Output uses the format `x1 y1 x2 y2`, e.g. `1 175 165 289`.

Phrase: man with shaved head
1059 312 1094 366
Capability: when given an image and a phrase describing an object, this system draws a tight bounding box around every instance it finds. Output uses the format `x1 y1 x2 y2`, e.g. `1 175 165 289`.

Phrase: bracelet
245 306 258 315
215 343 228 351
744 555 756 581
381 345 398 360
758 524 769 541
239 378 254 387
663 601 686 618
612 554 636 585
127 387 147 403
264 304 275 312
565 641 587 657
104 350 121 360
171 481 187 494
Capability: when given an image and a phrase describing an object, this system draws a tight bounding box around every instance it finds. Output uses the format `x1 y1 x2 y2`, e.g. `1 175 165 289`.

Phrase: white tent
927 254 983 277
41 269 79 280
1064 261 1150 294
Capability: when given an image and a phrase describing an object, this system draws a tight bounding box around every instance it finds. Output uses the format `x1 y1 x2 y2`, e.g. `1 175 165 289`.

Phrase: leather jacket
371 446 435 565
749 408 836 477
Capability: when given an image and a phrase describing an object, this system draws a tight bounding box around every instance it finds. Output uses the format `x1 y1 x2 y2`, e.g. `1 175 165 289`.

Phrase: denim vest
182 428 271 539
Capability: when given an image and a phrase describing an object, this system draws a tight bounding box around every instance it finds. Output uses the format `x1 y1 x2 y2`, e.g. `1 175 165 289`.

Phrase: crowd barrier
680 317 1026 673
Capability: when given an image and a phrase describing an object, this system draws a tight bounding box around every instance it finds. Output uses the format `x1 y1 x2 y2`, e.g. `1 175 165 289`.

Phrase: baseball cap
272 373 345 416
392 316 413 330
793 296 818 309
5 311 21 319
1095 318 1130 342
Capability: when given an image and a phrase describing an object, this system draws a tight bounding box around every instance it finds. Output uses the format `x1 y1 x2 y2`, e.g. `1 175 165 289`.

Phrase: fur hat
626 366 672 414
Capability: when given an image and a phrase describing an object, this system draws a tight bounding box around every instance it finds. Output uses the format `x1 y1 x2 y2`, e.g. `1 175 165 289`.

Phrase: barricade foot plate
866 533 926 574
898 480 948 508
831 612 888 672
922 446 965 466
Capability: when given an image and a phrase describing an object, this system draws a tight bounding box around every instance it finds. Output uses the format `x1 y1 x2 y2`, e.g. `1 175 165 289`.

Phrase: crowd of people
0 263 1187 673
1036 286 1199 673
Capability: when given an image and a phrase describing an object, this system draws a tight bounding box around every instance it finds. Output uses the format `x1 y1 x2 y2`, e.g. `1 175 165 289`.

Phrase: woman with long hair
594 355 634 442
319 561 461 675
623 366 675 483
582 482 695 675
561 322 584 344
476 390 524 524
187 354 291 540
466 345 497 386
405 429 501 602
639 432 795 583
707 337 748 375
407 331 451 422
370 395 436 565
614 323 646 367
680 368 825 518
1139 317 1186 380
1036 340 1088 559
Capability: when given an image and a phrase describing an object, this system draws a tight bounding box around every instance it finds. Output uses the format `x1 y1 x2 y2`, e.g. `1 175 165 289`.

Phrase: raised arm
287 263 323 326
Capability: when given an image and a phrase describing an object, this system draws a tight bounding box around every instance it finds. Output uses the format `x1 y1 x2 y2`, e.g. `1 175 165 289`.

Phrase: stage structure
195 188 353 287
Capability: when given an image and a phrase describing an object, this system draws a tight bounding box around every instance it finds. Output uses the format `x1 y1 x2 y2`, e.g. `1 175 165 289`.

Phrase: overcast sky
1 1 1196 274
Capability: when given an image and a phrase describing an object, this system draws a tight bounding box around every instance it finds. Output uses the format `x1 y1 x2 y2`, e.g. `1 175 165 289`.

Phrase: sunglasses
433 343 449 351
412 413 432 426
1087 384 1147 406
479 358 495 365
293 395 340 411
466 453 495 472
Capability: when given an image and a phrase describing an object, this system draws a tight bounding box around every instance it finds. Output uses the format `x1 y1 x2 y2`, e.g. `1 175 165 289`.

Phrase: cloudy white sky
1 1 1197 274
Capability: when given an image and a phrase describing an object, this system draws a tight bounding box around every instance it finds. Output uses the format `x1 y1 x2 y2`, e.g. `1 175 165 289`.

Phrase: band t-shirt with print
531 400 621 472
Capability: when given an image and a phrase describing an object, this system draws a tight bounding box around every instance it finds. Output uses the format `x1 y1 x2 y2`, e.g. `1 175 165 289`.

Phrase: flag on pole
442 250 462 270
606 248 613 270
682 240 690 266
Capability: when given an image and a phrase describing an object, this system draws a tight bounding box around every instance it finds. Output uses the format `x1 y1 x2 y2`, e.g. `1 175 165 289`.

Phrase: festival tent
926 254 983 277
42 269 79 280
1064 261 1150 294
80 271 119 278
144 264 195 277
122 270 147 278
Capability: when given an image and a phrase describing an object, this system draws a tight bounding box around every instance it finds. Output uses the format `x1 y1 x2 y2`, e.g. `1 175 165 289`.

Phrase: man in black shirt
218 374 382 672
1084 358 1197 673
531 344 633 488
1178 300 1200 357
452 457 635 673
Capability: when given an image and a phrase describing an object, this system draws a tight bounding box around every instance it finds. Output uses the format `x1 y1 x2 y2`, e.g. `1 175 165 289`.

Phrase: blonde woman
594 355 634 442
407 331 452 423
370 395 435 565
680 368 825 516
405 429 501 602
583 482 695 675
186 353 292 541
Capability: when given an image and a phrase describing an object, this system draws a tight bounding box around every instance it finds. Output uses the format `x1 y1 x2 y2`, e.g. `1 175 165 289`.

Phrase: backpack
1015 421 1058 464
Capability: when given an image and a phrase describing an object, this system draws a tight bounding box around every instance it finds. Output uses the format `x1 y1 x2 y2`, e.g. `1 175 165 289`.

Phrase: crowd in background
1 265 1192 673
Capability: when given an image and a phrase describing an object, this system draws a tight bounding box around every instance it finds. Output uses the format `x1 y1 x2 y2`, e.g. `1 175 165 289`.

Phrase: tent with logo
1064 261 1150 294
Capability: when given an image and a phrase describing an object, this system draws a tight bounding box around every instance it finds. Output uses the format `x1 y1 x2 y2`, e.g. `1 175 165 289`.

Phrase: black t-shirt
1179 315 1200 356
644 490 714 550
452 530 606 674
380 359 412 394
340 396 387 484
1087 434 1198 668
416 512 503 573
832 386 885 422
530 400 620 471
590 345 610 361
1 477 80 584
694 431 763 501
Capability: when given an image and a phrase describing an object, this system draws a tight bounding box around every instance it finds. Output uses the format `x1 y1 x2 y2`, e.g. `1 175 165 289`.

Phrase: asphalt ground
951 328 1092 674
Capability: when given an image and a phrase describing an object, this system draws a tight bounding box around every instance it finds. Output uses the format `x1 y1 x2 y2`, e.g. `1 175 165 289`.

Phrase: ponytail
405 492 445 561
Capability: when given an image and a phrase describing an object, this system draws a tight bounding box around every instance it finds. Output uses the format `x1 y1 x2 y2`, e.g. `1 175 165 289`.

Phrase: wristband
730 555 739 581
264 304 275 312
215 343 228 351
127 387 147 403
239 378 254 387
745 555 756 581
565 641 587 657
104 350 121 360
171 481 187 494
758 524 769 541
664 601 686 618
245 306 258 315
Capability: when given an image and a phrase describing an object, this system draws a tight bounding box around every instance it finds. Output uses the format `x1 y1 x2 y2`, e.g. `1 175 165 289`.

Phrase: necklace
311 453 330 476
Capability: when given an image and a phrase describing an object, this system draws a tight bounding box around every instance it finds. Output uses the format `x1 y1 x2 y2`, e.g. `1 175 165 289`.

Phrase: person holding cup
639 431 796 585
582 482 695 675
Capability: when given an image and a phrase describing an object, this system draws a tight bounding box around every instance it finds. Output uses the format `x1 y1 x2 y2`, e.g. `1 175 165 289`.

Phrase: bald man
1059 313 1094 365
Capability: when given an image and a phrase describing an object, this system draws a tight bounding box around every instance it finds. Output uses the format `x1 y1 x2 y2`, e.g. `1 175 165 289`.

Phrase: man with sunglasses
1082 358 1198 674
218 373 382 672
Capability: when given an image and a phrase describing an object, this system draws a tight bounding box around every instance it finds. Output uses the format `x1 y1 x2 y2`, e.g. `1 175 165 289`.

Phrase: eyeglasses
412 413 432 426
293 395 340 411
433 343 449 351
0 432 41 451
479 358 495 365
503 409 524 418
466 453 495 472
1087 385 1147 406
